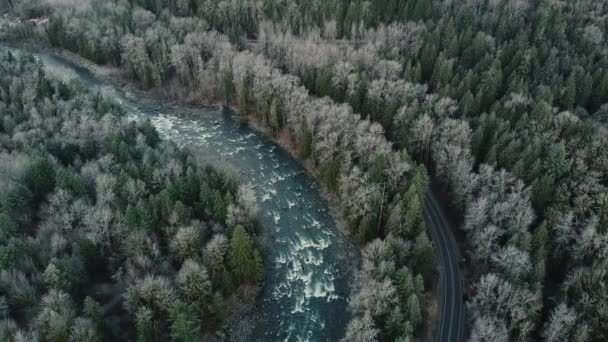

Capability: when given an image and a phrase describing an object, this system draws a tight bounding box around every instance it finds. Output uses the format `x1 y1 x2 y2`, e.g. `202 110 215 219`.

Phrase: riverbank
46 45 356 247
31 45 359 340
46 46 454 341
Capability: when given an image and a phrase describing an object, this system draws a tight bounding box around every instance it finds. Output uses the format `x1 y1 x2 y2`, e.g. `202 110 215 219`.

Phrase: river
17 47 356 341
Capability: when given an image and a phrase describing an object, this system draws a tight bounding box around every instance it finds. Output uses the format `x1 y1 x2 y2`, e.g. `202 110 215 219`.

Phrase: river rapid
11 47 357 341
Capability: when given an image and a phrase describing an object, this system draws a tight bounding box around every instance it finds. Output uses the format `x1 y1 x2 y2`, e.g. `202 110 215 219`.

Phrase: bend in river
22 47 356 341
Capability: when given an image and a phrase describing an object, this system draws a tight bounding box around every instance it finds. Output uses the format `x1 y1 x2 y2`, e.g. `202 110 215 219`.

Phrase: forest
1 0 608 341
0 51 264 340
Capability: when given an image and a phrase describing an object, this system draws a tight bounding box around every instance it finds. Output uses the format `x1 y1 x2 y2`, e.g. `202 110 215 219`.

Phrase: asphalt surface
424 192 465 342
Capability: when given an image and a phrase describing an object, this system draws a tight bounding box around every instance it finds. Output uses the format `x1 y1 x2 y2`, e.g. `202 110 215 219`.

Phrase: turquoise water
31 49 356 341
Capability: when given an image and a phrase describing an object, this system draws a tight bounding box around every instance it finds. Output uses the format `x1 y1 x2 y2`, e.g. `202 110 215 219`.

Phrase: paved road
424 192 465 342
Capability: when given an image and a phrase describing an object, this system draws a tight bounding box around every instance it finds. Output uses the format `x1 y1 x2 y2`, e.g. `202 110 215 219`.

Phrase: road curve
424 191 465 342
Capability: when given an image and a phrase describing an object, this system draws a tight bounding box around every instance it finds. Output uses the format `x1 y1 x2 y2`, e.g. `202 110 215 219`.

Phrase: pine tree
228 225 260 284
413 231 435 285
403 184 425 238
137 199 155 230
407 293 421 329
24 155 56 202
2 182 33 227
420 43 437 81
0 212 17 241
238 71 253 123
298 121 314 160
531 222 548 284
387 200 405 237
412 165 429 201
386 306 405 338
394 267 414 303
561 74 577 109
125 205 140 231
222 66 234 106
170 303 201 342
369 155 386 184
355 215 371 244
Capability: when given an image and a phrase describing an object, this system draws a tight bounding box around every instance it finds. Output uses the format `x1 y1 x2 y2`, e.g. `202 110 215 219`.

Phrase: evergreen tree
531 222 548 284
24 155 56 202
228 225 263 284
413 231 435 285
403 184 425 238
298 121 314 160
407 293 421 329
561 74 577 109
369 154 386 184
170 303 202 342
386 200 405 237
2 182 33 227
386 306 405 338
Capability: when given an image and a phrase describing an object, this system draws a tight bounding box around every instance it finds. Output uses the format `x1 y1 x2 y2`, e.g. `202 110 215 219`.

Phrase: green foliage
407 293 421 329
298 121 314 160
0 53 263 341
386 200 405 237
55 168 92 199
2 182 33 227
322 158 341 191
228 226 263 285
532 222 548 284
369 154 386 184
413 231 435 286
385 306 406 339
355 215 371 244
222 67 235 106
170 303 202 342
0 213 17 241
238 71 253 122
403 184 425 238
177 260 211 316
10 0 608 338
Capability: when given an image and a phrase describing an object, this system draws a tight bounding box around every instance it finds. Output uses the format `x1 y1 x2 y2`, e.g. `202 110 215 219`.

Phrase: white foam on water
287 199 296 208
304 278 335 299
273 211 281 224
272 281 291 299
302 250 323 266
275 253 288 265
262 187 277 197
286 266 312 285
194 131 215 143
291 296 305 314
293 233 331 252
326 293 339 302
